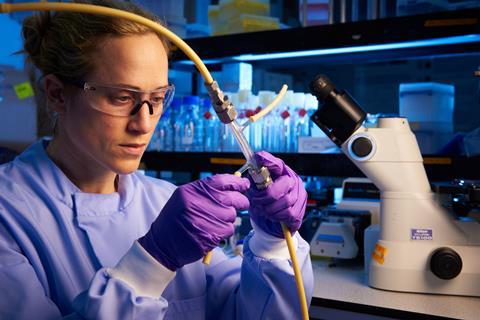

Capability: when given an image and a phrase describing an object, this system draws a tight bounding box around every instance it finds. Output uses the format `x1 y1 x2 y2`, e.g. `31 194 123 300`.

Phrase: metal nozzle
205 80 237 124
249 166 272 190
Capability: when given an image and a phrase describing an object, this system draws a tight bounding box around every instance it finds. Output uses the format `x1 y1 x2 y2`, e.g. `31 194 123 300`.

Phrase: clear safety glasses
71 81 175 117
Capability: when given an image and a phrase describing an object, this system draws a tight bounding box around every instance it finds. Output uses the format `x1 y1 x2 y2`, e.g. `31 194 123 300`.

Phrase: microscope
309 75 480 296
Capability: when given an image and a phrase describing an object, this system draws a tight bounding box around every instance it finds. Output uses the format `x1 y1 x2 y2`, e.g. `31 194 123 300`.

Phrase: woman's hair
21 0 170 136
22 0 169 82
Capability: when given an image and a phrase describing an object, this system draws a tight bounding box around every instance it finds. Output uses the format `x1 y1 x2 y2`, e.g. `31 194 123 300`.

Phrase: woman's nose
127 101 157 134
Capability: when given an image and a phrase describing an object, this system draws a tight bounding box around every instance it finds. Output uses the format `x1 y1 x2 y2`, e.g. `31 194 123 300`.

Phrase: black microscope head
309 75 366 146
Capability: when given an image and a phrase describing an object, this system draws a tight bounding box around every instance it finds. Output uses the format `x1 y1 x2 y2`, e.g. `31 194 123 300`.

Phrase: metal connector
249 166 273 190
205 80 237 124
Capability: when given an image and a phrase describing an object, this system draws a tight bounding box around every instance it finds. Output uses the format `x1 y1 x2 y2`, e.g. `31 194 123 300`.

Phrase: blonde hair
22 0 169 83
21 0 170 136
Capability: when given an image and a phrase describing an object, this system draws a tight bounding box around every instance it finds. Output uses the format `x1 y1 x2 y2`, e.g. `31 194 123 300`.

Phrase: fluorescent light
175 34 480 65
234 34 480 61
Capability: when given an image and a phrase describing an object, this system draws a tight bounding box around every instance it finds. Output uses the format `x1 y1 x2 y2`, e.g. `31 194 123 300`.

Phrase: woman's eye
116 96 132 102
109 94 134 104
151 96 165 105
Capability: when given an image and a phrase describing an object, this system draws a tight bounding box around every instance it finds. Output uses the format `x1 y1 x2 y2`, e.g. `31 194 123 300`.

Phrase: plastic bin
399 82 454 124
399 82 455 153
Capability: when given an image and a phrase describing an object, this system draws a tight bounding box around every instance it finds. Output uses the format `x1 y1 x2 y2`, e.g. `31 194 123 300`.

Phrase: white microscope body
345 117 480 296
310 75 480 296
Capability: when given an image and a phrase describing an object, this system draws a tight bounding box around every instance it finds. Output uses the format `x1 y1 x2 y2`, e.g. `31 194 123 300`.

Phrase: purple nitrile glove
248 151 307 238
138 174 250 271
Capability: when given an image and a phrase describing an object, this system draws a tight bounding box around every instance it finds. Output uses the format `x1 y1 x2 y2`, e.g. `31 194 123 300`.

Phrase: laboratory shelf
170 8 480 67
141 152 480 180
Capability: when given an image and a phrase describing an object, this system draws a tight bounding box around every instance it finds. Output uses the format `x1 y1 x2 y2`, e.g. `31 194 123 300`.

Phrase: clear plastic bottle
278 90 294 152
291 92 307 152
159 107 174 151
202 98 221 152
149 108 170 151
165 97 181 151
247 95 262 151
258 91 276 151
177 95 202 152
169 97 182 151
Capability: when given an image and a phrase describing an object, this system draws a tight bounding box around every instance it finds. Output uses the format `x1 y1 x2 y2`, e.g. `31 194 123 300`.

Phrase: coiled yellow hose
0 3 309 319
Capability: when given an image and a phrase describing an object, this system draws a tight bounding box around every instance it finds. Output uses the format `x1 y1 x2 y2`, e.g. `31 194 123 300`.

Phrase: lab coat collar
16 139 140 267
73 175 135 216
16 138 135 213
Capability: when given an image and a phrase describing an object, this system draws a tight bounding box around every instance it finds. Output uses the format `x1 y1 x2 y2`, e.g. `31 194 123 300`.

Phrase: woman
0 1 313 319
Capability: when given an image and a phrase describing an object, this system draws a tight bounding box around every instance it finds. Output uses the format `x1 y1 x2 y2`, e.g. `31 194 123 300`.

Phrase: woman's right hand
138 174 250 271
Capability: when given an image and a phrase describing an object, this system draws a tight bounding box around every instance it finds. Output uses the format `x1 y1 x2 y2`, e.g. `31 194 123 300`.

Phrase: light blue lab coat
0 139 313 319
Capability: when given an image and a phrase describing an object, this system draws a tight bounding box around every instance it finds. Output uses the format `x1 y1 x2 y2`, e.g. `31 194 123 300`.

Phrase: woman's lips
119 143 146 156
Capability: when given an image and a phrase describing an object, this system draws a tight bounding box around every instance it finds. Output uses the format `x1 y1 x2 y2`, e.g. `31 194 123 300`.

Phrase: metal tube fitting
249 166 273 190
205 80 237 124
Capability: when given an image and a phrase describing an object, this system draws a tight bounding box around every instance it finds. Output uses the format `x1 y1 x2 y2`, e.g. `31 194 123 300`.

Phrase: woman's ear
44 74 67 115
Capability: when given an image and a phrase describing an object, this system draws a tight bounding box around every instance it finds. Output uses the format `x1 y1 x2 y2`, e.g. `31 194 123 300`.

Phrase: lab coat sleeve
107 241 176 298
0 220 171 320
72 241 178 319
248 220 299 259
205 231 314 319
71 268 170 319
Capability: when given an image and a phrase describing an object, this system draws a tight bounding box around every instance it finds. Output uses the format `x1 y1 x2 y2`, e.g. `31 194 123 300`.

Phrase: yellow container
218 0 270 23
213 14 280 36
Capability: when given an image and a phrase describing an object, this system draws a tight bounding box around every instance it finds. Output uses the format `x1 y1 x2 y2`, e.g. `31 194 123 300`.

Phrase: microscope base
368 240 480 297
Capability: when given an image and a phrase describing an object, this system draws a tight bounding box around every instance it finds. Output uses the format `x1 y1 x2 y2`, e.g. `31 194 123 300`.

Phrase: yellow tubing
249 84 288 123
282 223 309 320
0 3 309 319
202 251 213 264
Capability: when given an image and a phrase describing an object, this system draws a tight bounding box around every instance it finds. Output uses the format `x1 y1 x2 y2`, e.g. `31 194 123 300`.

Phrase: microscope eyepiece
309 74 335 102
309 75 366 146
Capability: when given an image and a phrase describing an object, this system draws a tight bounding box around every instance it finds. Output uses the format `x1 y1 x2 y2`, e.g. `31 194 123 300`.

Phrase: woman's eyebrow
110 83 169 90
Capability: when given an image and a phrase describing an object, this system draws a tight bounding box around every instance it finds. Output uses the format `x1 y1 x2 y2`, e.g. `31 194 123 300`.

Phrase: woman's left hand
247 151 307 238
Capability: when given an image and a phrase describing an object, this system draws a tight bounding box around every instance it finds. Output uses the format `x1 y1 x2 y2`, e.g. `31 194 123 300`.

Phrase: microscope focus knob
351 137 373 158
430 247 462 280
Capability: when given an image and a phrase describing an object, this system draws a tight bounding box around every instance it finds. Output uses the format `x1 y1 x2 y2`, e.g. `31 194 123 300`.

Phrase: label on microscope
411 229 433 240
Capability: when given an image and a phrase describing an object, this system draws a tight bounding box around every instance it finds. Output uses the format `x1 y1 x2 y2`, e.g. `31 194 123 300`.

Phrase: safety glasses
70 80 175 117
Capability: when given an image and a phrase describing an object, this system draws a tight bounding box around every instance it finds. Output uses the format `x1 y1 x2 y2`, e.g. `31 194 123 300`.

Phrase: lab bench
309 259 480 320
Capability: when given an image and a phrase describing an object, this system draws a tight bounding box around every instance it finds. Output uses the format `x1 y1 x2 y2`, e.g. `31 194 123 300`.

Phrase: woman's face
61 33 169 175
